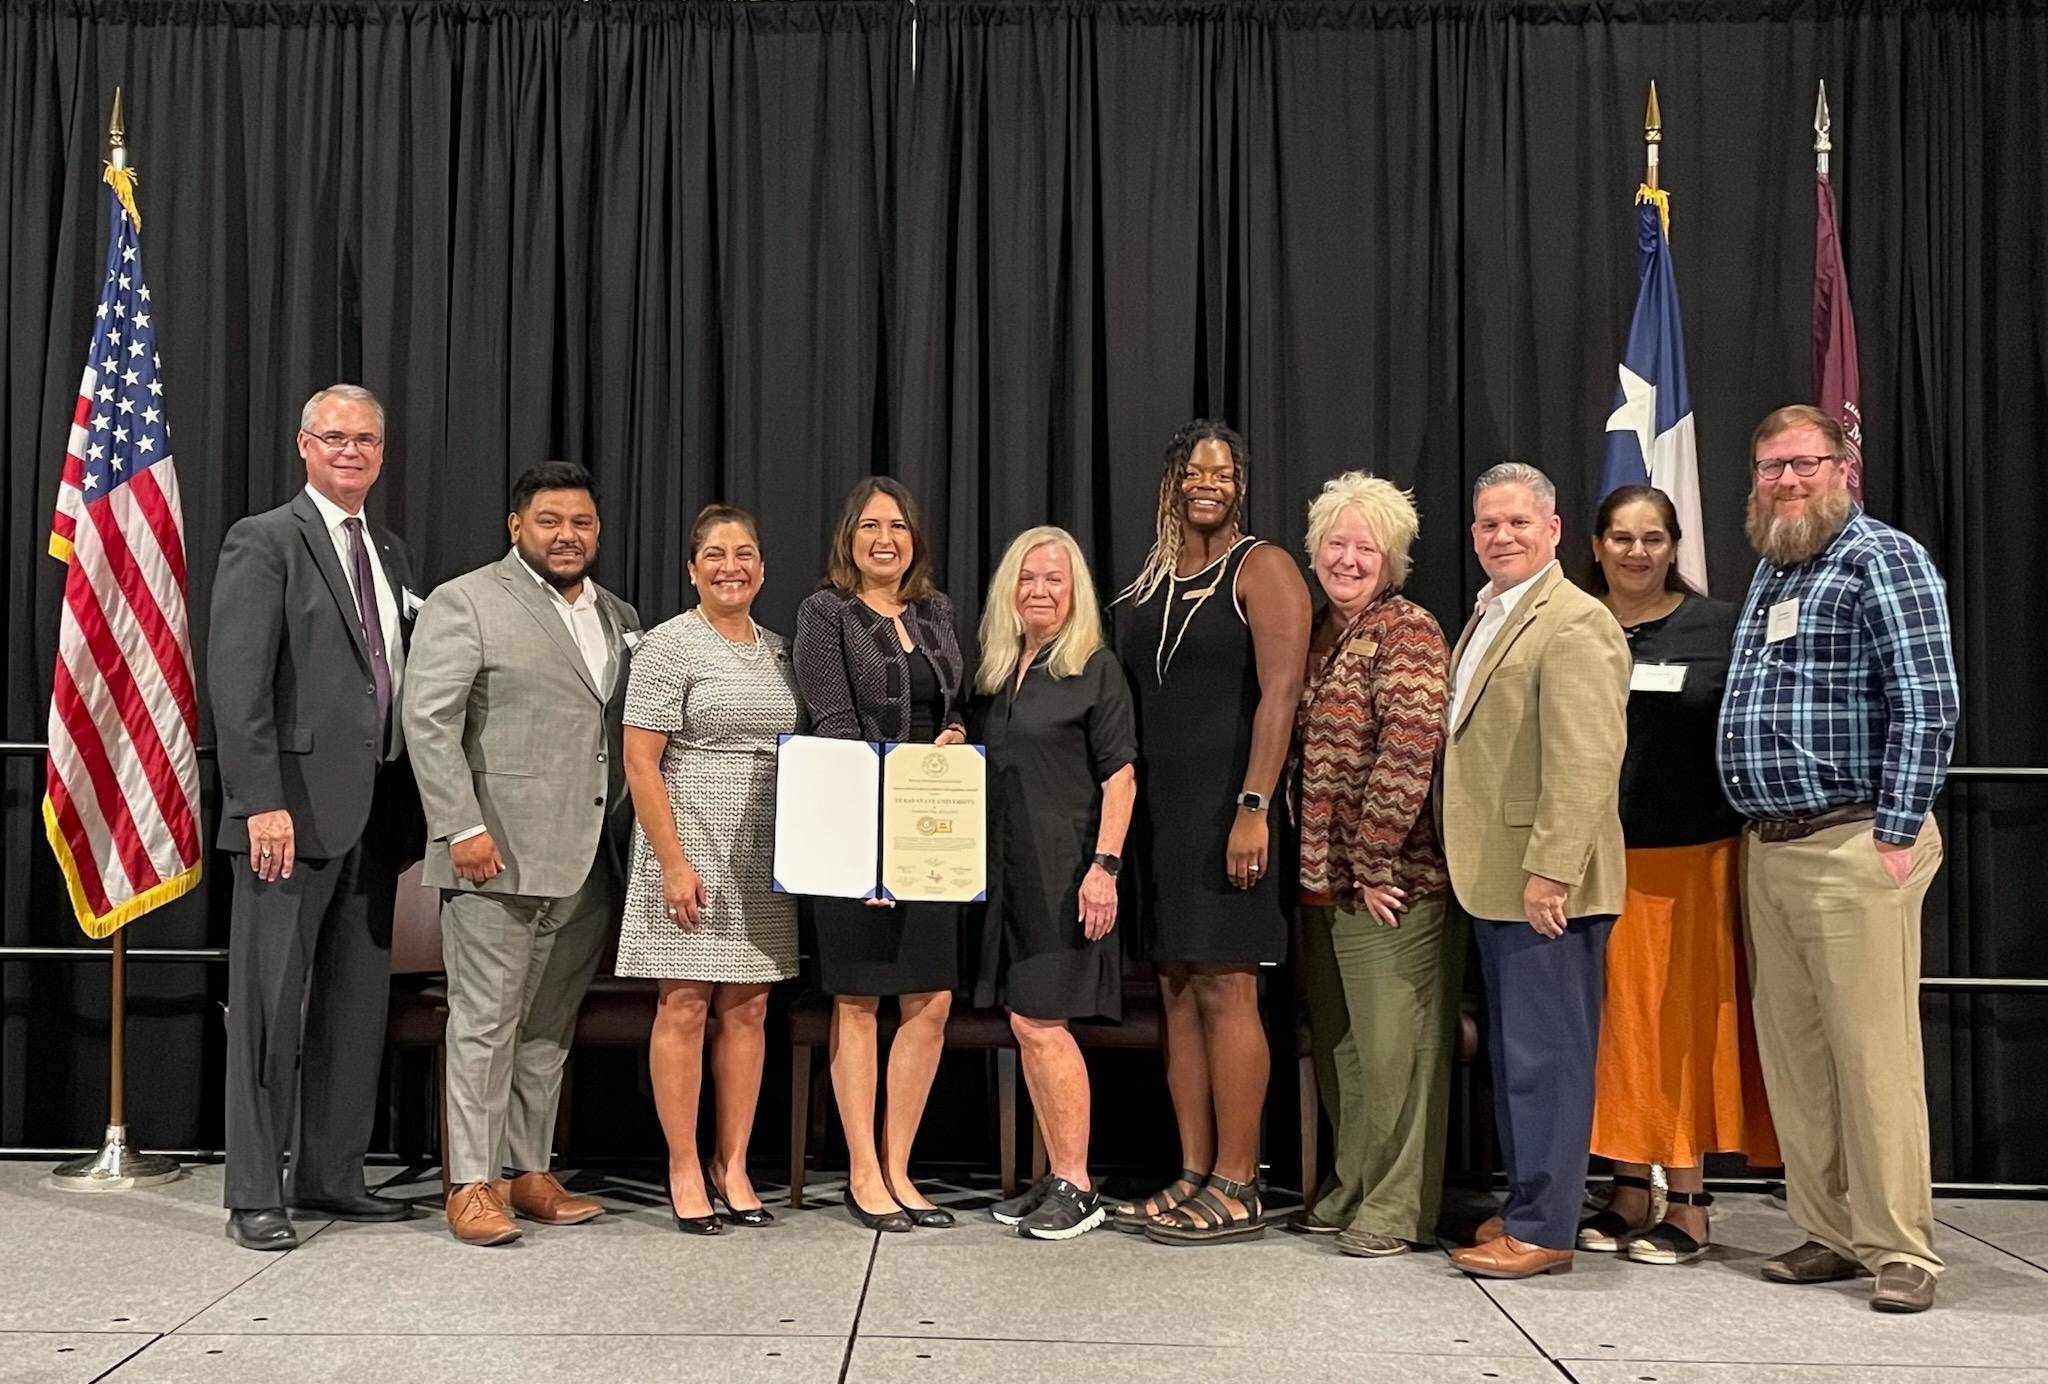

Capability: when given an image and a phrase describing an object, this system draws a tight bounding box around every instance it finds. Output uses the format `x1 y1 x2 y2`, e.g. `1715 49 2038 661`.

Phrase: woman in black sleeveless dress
1110 420 1311 1244
793 478 965 1233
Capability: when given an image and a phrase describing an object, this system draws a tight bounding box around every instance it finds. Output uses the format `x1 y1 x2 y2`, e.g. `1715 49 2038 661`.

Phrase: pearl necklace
695 605 764 662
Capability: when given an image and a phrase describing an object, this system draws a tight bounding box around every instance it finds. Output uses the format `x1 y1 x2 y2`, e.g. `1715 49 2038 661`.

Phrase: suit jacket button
596 752 606 762
366 685 376 695
594 797 604 807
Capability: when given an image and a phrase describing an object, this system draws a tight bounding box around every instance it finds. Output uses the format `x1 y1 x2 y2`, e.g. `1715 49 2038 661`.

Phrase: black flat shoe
708 1179 776 1228
885 1180 954 1228
288 1192 415 1223
226 1207 299 1251
843 1189 913 1233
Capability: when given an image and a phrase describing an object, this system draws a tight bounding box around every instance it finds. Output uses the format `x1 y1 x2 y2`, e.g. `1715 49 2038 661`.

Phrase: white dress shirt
1449 559 1555 725
303 483 403 700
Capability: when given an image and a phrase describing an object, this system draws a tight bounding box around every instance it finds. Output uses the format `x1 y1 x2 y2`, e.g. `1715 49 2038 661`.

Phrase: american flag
43 165 203 938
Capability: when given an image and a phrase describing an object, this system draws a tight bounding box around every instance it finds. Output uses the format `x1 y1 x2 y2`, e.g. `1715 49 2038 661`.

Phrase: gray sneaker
1335 1228 1410 1258
991 1175 1054 1226
1018 1178 1106 1241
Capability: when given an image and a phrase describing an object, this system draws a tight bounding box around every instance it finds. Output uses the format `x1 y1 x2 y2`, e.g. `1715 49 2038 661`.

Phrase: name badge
401 586 424 619
1765 598 1800 643
622 628 645 651
1345 637 1379 658
1630 662 1687 693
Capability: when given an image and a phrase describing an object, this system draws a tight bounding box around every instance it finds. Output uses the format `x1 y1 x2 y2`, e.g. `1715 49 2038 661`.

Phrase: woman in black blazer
793 477 966 1232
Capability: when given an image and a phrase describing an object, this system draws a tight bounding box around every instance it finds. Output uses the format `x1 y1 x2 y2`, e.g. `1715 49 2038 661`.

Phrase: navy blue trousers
1471 912 1616 1250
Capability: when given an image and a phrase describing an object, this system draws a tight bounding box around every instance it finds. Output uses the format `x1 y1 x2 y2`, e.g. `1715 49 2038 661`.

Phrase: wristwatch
1092 852 1122 877
1236 791 1268 812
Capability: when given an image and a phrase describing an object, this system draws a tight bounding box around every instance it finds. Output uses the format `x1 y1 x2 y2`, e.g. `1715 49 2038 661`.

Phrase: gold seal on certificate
881 743 987 903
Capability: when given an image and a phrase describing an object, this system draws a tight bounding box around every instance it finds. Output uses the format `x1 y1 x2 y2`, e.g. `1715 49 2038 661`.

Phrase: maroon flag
1813 171 1864 499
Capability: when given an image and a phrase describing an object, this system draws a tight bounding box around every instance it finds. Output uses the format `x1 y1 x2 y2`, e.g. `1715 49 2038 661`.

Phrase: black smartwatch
1236 791 1268 812
1092 852 1122 877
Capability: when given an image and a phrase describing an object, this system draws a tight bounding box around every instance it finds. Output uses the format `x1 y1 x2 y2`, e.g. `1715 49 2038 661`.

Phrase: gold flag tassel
1636 183 1671 241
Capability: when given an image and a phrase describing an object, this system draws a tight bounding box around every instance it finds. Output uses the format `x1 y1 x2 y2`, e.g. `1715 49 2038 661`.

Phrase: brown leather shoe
1871 1263 1937 1313
1450 1234 1573 1279
1470 1214 1506 1246
507 1170 604 1225
446 1181 521 1246
1761 1239 1863 1284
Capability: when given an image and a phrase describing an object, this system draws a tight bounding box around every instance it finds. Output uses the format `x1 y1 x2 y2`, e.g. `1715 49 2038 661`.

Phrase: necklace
1154 535 1254 683
695 605 764 662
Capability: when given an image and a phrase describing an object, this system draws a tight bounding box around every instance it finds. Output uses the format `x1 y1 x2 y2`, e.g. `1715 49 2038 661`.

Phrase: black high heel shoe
708 1177 776 1228
668 1181 723 1236
842 1189 914 1233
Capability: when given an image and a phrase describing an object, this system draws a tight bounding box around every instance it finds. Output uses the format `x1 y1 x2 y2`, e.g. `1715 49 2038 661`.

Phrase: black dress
1114 536 1287 965
971 648 1137 1020
1617 595 1744 848
808 645 963 997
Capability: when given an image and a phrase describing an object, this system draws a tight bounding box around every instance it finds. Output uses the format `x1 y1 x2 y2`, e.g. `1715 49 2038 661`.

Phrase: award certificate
880 743 987 904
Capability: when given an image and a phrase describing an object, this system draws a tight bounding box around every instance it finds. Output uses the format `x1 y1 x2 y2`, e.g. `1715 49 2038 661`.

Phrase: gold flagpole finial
103 87 140 228
1814 79 1833 177
1642 80 1663 193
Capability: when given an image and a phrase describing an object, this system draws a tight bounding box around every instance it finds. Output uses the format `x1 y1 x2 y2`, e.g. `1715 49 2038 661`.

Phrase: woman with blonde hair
970 527 1137 1240
1292 471 1457 1258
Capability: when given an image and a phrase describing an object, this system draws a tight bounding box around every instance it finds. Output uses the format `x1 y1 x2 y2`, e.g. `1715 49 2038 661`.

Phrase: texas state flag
1601 196 1707 593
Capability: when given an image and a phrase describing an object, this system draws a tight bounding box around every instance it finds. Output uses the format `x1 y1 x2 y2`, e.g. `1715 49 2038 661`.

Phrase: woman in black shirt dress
971 527 1137 1240
793 478 966 1232
1110 421 1311 1245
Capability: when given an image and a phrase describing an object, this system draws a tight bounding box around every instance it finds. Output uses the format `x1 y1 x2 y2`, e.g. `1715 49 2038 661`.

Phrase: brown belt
1747 803 1877 843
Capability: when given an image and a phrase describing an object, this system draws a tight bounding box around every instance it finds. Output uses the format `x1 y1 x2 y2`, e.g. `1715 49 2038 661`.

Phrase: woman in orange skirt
1579 485 1778 1264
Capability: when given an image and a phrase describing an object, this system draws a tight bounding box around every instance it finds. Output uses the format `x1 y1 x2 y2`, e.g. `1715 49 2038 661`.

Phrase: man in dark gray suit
402 461 640 1246
210 384 425 1251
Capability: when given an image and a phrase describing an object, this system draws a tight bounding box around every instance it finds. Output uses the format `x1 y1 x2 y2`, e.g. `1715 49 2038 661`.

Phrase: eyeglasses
1603 534 1671 553
1753 454 1834 481
310 431 383 451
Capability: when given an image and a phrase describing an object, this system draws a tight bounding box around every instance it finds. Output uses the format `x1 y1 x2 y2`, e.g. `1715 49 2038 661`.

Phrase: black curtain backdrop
3 0 2044 1183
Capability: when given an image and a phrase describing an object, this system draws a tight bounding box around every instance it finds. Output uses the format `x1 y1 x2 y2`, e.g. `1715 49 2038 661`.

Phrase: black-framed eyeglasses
1753 454 1834 480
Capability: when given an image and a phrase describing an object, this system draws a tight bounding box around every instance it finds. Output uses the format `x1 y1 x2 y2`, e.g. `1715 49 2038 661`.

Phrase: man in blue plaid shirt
1718 405 1957 1314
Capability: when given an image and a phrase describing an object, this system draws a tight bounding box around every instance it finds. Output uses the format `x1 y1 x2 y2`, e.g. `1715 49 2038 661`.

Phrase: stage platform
3 1161 2046 1382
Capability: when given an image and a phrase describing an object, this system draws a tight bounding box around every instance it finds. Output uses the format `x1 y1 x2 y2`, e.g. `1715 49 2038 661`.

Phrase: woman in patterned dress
619 505 801 1234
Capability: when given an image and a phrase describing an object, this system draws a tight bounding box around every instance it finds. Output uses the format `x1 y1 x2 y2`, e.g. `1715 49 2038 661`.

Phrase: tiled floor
4 1162 2046 1382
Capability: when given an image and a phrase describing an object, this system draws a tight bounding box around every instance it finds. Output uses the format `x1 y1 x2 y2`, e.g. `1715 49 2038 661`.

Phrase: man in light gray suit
401 461 641 1246
211 384 425 1251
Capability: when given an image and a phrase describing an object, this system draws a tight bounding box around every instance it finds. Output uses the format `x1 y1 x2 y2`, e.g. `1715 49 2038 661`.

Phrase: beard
1745 483 1852 565
519 541 595 590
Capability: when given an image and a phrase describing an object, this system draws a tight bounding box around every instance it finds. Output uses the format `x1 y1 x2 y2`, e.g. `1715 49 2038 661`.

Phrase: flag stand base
47 1124 182 1192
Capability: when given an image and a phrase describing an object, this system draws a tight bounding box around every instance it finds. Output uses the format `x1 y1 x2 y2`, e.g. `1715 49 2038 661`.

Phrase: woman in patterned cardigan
1291 472 1458 1259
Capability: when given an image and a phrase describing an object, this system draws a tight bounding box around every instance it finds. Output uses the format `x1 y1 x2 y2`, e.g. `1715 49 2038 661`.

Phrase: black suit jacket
208 488 425 864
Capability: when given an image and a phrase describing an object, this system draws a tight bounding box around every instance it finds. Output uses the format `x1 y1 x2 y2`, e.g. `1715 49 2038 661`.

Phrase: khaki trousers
1299 891 1464 1241
1742 814 1944 1275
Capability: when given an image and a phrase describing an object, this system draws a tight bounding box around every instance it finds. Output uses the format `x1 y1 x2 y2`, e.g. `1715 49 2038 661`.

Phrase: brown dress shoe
507 1170 605 1225
1871 1263 1937 1313
1451 1235 1573 1279
1761 1239 1863 1284
446 1181 521 1246
1470 1214 1506 1246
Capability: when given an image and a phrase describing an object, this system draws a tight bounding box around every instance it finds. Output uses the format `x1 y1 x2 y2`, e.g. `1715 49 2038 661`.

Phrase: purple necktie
343 517 392 746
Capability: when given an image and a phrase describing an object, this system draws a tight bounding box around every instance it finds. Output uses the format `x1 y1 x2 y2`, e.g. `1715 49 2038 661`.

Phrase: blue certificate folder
770 734 987 903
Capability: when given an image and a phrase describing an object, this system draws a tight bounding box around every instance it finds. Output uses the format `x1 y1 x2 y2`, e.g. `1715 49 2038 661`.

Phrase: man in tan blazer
1438 462 1630 1280
403 461 641 1246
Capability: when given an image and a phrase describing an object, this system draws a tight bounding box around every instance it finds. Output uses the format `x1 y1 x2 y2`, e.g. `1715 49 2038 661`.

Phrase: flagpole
49 87 181 1194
